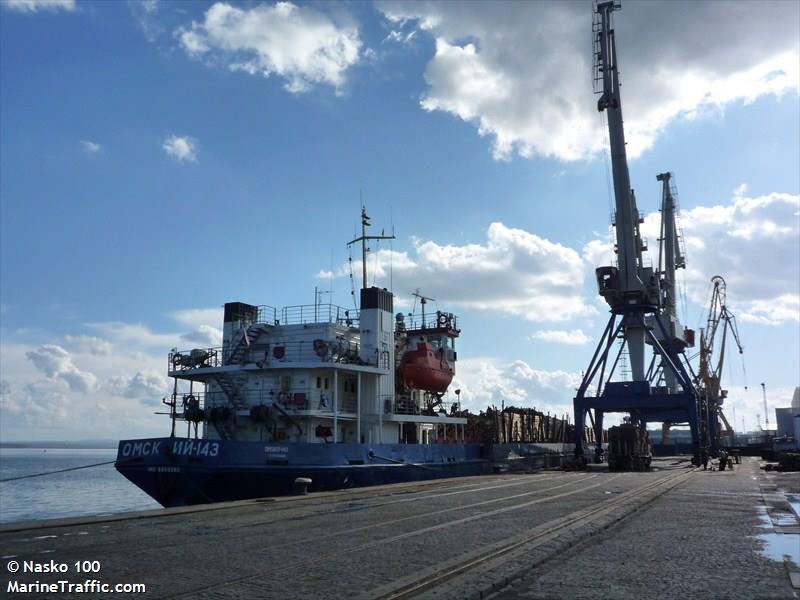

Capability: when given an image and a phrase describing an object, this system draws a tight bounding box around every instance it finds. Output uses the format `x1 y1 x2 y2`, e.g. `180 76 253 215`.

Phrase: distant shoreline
0 441 118 450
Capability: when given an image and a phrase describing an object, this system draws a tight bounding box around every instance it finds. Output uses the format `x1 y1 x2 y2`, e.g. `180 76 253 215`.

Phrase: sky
1 0 798 442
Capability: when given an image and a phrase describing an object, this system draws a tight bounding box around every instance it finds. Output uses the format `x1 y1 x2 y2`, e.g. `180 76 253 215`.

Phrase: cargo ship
116 211 534 506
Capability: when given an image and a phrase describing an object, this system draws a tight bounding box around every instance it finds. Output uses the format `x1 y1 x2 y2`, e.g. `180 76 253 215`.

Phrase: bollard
293 477 312 495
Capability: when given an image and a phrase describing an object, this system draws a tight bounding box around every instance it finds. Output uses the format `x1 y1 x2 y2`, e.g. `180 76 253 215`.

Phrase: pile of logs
463 405 602 444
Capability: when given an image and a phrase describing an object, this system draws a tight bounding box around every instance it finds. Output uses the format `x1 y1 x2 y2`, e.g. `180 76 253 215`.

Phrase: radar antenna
347 206 395 291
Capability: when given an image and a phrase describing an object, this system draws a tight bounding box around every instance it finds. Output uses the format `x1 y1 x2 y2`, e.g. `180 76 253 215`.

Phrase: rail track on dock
361 465 696 600
163 471 605 598
166 467 694 600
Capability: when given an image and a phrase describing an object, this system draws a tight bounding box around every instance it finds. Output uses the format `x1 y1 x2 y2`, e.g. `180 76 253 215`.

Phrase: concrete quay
0 457 796 599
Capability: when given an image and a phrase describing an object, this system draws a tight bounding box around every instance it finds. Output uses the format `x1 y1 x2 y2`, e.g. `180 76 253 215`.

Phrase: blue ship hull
115 437 494 507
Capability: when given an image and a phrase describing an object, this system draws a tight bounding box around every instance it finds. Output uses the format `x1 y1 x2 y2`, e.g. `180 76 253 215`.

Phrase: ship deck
1 458 797 599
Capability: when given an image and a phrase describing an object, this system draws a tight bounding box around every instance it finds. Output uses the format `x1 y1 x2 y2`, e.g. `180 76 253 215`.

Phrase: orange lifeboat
398 341 454 394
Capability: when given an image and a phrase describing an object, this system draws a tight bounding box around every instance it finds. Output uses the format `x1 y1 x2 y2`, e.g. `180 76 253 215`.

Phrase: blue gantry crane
573 1 704 466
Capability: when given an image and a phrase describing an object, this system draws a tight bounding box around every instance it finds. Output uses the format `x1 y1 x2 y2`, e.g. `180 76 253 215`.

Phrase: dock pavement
1 457 797 599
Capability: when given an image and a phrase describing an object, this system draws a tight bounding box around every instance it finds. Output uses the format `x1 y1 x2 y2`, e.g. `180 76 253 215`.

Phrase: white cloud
1 379 72 423
583 187 800 325
668 190 798 325
129 0 162 43
107 369 170 402
25 344 98 393
80 140 101 154
63 335 113 355
453 357 580 416
171 307 223 347
181 325 223 347
323 222 593 322
2 334 169 439
377 1 799 161
3 0 75 12
87 321 179 347
383 28 416 45
171 307 222 329
738 295 799 327
176 1 362 94
162 134 197 163
0 313 224 440
530 329 591 346
88 307 225 351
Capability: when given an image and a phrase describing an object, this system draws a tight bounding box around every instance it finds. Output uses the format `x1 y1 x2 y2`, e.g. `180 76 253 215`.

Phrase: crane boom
699 276 745 448
596 1 641 294
593 1 659 381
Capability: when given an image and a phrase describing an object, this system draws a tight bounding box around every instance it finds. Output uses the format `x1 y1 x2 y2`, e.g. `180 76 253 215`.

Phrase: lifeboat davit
398 342 454 394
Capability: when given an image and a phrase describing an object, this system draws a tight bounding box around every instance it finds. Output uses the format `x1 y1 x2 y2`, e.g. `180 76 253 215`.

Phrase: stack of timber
463 406 599 444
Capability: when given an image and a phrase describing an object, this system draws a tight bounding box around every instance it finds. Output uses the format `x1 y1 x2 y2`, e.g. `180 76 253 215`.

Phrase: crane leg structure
574 311 703 464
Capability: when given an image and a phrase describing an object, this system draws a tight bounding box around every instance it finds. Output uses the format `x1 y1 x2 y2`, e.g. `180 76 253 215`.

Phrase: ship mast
347 207 395 291
412 289 436 329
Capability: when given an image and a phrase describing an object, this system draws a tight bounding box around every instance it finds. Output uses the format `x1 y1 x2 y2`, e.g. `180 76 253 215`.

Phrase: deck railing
280 304 359 327
168 339 383 372
384 396 461 416
168 388 359 419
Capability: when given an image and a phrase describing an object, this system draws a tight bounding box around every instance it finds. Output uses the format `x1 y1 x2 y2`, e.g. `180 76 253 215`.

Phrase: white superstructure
167 287 466 445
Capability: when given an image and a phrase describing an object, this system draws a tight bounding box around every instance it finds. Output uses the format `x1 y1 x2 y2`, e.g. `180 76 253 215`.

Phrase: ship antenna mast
412 289 436 329
347 205 395 291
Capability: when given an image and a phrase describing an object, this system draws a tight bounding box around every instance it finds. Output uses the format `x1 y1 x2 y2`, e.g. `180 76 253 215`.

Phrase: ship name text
120 440 220 458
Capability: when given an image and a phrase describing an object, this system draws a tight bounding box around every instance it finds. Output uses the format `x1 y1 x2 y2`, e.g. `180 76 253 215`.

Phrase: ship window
316 377 321 389
324 377 329 390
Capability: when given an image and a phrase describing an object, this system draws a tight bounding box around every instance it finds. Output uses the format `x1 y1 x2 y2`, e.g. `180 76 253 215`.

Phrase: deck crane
573 0 703 465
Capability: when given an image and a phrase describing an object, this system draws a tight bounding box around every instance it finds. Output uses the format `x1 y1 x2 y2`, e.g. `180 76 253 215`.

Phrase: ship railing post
356 372 362 443
333 369 339 443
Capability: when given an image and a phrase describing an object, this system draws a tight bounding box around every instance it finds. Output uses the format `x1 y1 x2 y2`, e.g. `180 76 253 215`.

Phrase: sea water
0 448 159 524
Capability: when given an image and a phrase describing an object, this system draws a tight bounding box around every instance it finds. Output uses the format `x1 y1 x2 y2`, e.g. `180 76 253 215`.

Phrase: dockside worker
718 449 728 472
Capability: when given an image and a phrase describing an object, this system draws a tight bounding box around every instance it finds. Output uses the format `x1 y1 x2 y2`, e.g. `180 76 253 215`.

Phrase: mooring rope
0 457 136 483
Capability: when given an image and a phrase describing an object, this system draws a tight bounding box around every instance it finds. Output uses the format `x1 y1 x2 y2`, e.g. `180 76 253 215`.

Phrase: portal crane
649 172 691 390
573 1 702 465
697 276 744 452
761 383 770 430
649 174 694 443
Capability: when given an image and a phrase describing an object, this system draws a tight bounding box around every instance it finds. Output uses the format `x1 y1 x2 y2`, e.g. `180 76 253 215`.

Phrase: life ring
437 313 448 327
313 339 328 358
277 391 290 405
